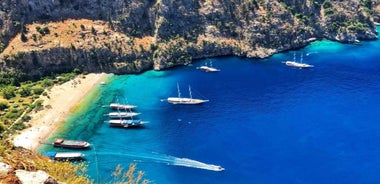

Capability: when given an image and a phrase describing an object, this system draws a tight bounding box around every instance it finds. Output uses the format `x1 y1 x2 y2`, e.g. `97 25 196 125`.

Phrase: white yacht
167 83 209 105
108 112 140 118
198 60 220 72
109 103 137 110
285 52 314 68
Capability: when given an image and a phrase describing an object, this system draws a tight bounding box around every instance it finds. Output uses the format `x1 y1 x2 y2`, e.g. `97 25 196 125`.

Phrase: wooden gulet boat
53 138 91 149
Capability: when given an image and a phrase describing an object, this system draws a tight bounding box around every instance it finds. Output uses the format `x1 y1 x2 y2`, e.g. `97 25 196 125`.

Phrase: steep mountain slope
0 0 378 78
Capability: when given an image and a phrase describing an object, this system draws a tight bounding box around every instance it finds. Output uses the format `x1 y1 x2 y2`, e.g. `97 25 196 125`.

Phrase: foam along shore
13 73 108 151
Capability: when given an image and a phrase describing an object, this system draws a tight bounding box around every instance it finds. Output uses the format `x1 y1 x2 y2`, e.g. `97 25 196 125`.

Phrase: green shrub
0 102 9 110
31 100 43 112
0 42 5 53
347 21 368 32
324 8 334 15
32 34 38 42
5 111 21 119
73 68 81 74
323 1 332 9
360 0 372 8
42 27 50 34
41 78 53 87
11 122 26 131
1 86 16 99
21 115 31 122
6 70 25 86
32 87 44 95
19 86 32 97
0 123 5 135
36 26 50 35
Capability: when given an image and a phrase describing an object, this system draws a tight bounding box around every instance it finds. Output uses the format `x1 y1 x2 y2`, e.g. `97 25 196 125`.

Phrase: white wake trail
173 157 224 171
95 152 224 171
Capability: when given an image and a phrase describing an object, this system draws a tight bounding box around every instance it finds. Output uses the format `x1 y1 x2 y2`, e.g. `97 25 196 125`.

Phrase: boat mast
189 85 192 99
177 83 181 98
293 52 296 62
300 52 303 63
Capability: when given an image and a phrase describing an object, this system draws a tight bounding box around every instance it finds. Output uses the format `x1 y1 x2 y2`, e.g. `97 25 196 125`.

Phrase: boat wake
306 52 318 56
95 151 224 171
172 157 224 171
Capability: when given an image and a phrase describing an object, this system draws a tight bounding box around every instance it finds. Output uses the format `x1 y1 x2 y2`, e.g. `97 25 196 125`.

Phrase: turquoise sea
39 27 380 184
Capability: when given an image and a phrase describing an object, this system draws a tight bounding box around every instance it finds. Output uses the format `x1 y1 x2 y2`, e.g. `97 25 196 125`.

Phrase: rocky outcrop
374 0 380 23
0 162 57 184
320 0 378 42
0 0 379 78
0 162 11 179
15 170 59 184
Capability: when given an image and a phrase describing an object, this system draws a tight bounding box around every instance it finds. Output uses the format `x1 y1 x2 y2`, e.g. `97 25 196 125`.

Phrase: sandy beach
13 73 108 151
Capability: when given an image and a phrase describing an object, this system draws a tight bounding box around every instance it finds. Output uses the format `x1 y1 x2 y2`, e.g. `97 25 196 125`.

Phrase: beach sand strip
13 73 108 151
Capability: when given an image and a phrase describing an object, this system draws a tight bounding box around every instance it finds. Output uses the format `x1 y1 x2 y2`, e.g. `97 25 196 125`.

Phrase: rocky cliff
0 0 379 78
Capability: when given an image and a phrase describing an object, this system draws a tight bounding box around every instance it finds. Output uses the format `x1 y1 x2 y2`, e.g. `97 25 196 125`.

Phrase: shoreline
13 73 109 152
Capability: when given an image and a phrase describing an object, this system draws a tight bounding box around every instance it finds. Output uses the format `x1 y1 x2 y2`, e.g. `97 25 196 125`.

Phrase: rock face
0 0 379 78
374 0 380 23
15 170 59 184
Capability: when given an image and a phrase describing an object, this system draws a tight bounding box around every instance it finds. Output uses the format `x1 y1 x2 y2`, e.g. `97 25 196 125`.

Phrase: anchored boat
108 112 141 118
109 103 137 110
107 119 146 128
43 151 85 161
53 138 90 149
284 52 314 68
167 83 209 105
197 60 221 72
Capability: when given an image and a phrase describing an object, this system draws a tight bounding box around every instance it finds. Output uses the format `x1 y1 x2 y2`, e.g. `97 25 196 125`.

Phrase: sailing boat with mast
108 119 146 128
197 59 221 72
107 96 140 118
205 60 221 72
285 52 314 68
107 102 145 128
167 83 209 105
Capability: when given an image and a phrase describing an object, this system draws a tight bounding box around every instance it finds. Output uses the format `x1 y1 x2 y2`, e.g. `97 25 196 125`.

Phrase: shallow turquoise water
39 28 380 184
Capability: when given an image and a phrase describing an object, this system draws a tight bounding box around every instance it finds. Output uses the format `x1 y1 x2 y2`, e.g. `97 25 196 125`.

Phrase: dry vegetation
134 36 154 52
0 19 152 59
0 140 149 183
0 141 90 183
111 164 149 184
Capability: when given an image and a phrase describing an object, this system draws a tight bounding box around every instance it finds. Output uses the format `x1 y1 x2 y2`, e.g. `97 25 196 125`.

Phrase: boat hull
285 61 314 68
43 152 85 161
167 97 209 105
108 119 145 128
109 103 137 110
53 139 91 149
108 112 140 118
198 66 220 72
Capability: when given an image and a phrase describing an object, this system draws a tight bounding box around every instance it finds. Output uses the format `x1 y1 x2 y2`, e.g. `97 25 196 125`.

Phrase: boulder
15 170 58 184
0 162 12 179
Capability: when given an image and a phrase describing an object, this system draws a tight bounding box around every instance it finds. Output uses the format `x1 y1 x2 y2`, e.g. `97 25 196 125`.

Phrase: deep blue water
39 28 380 184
